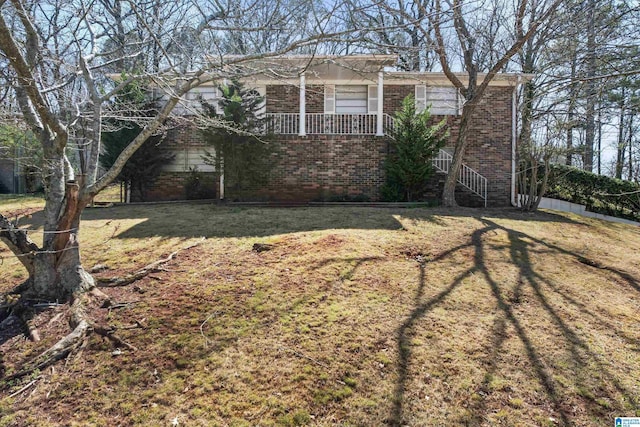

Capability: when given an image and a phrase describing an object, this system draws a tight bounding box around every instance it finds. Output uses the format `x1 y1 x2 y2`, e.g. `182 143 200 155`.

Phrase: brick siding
251 135 387 201
266 84 324 114
144 83 514 206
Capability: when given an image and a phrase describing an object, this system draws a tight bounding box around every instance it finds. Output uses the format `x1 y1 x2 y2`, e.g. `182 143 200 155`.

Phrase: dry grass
0 201 639 426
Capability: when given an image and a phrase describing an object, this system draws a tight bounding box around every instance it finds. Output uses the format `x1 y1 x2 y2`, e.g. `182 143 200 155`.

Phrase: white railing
307 113 377 135
383 113 395 134
432 149 488 207
266 113 299 134
266 113 380 135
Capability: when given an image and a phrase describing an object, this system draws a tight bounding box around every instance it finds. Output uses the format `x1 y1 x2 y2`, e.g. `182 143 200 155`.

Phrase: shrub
381 96 448 202
545 164 640 221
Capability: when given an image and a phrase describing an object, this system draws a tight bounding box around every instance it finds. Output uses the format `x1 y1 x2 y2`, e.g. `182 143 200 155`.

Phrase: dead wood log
252 243 275 253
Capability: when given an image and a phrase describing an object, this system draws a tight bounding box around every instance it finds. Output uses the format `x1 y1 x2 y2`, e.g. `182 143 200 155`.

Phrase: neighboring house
0 151 25 194
143 55 528 207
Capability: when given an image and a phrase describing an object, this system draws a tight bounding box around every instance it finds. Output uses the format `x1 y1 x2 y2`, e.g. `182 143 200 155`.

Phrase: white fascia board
385 72 535 87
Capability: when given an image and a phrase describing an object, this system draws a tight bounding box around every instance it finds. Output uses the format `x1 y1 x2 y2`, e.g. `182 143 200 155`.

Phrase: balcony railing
266 113 384 135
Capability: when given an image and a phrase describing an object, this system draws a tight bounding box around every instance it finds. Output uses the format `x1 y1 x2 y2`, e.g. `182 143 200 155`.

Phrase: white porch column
376 71 384 136
299 73 306 136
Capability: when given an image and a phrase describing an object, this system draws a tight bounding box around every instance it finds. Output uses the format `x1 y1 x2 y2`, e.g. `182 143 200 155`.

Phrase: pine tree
382 96 448 202
100 82 174 201
201 81 274 200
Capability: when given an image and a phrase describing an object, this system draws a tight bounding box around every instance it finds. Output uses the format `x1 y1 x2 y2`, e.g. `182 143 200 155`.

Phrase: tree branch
0 3 67 145
0 214 39 275
429 0 466 94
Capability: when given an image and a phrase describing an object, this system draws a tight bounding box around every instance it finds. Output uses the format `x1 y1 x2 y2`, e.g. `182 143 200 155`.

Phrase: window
334 85 368 114
174 86 220 115
415 85 462 115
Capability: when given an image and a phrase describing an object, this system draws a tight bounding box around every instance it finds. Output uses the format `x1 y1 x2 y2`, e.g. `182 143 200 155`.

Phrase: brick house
144 55 526 206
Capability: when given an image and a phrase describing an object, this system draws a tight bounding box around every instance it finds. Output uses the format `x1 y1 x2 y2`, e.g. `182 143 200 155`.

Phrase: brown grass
1 201 639 426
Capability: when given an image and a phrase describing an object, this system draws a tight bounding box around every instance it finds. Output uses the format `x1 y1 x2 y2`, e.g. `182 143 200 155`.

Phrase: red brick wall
383 85 413 114
306 85 324 113
144 84 515 206
253 135 387 201
444 86 514 207
266 84 324 113
266 85 299 113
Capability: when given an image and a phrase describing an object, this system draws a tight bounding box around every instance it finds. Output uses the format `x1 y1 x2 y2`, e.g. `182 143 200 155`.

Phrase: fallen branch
97 237 205 288
8 376 40 398
94 326 138 352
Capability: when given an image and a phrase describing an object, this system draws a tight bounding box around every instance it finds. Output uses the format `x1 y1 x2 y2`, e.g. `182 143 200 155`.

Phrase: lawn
0 199 639 426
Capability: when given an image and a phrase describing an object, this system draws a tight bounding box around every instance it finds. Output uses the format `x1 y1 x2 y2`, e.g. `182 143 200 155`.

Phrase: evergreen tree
382 95 448 202
201 81 274 200
100 81 174 201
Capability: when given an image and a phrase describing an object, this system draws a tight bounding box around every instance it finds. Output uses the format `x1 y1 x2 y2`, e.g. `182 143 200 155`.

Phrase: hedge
545 164 640 221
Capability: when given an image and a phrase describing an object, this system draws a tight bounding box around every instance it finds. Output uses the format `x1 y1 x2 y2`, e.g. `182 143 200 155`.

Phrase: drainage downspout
511 75 521 207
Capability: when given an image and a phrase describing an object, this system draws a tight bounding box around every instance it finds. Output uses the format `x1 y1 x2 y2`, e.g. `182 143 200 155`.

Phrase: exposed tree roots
1 239 205 385
3 318 91 383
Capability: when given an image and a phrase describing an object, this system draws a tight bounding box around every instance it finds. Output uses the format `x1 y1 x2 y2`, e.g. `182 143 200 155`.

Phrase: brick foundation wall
253 135 388 201
133 171 218 202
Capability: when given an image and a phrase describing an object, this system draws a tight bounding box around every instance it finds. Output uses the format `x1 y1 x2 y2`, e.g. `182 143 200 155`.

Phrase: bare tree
0 0 351 374
346 0 437 71
368 0 561 206
428 0 563 207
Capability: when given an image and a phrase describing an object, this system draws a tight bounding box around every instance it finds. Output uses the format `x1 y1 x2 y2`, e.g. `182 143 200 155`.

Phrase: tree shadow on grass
12 204 417 239
390 217 639 426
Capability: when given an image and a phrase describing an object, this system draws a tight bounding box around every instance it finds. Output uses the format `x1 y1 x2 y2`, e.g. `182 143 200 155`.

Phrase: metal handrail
432 149 488 207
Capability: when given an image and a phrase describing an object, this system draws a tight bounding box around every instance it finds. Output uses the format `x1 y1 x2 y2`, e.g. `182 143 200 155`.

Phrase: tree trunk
442 104 474 207
583 0 597 172
628 113 634 181
28 245 95 301
1 213 96 302
616 97 626 179
1 164 96 302
566 45 578 166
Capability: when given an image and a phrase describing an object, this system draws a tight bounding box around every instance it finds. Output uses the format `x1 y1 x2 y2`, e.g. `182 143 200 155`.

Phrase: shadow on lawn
14 203 415 239
390 217 639 426
11 203 580 241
